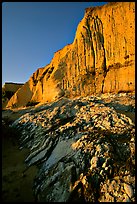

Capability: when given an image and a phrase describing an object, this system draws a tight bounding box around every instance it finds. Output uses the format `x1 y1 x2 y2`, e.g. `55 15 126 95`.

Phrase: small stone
114 176 119 181
82 176 87 185
102 163 106 168
124 183 133 198
100 170 103 176
96 144 102 153
105 192 115 202
90 156 98 170
130 137 134 142
123 194 131 202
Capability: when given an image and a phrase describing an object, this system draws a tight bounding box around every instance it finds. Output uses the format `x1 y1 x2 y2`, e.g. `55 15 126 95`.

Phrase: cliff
2 82 24 93
2 82 24 108
6 2 135 108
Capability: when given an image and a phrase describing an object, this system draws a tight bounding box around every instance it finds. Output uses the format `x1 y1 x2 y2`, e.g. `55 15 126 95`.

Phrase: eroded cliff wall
7 2 135 108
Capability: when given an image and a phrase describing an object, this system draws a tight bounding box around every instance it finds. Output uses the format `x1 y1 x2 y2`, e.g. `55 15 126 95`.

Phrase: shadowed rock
11 95 135 202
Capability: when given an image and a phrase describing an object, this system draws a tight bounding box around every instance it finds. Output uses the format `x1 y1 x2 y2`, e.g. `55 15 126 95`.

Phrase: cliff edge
6 2 135 108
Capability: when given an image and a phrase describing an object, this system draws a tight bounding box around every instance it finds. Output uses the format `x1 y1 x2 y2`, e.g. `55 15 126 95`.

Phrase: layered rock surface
11 93 135 202
7 2 135 108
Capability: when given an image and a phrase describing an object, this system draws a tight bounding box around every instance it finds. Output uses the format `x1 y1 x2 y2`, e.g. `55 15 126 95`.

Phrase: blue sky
2 2 108 85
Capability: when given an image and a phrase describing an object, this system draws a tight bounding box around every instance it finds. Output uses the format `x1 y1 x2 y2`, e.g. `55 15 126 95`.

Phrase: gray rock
11 95 135 202
123 194 131 202
90 156 99 170
124 183 133 198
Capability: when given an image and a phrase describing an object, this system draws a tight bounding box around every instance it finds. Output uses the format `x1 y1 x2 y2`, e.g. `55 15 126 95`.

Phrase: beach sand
2 121 38 202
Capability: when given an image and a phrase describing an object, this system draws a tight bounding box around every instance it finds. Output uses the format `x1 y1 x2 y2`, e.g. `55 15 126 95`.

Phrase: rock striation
6 2 135 108
11 93 135 202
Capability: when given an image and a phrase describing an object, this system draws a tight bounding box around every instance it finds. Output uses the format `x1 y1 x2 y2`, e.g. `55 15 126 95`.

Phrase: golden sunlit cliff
6 2 135 108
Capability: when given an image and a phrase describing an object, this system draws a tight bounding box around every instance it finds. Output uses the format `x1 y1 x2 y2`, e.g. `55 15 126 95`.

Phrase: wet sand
2 122 38 202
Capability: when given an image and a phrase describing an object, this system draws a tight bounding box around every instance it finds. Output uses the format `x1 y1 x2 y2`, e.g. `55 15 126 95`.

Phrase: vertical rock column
90 15 107 93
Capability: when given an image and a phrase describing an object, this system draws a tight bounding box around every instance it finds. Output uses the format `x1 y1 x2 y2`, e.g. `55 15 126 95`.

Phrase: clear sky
2 2 108 85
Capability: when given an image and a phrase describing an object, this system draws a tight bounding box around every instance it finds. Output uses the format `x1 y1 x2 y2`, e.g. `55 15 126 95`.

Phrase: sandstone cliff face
6 2 135 108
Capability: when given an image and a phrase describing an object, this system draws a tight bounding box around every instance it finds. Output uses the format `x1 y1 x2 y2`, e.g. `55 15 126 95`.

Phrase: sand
2 120 38 202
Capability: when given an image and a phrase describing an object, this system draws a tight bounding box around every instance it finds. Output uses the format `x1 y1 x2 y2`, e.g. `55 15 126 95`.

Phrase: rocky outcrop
11 93 135 202
2 82 24 108
7 2 135 108
2 82 24 93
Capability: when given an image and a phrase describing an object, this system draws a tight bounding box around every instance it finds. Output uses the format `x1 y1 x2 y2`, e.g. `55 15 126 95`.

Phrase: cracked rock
11 95 135 202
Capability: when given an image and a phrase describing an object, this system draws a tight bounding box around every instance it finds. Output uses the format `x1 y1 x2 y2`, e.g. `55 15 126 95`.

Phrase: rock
2 82 24 94
105 193 115 202
6 2 135 109
123 175 135 184
90 156 99 170
123 194 131 202
11 96 135 202
123 183 133 198
2 82 24 108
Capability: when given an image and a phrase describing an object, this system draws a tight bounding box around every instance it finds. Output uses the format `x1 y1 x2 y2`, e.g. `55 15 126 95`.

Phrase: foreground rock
11 95 135 202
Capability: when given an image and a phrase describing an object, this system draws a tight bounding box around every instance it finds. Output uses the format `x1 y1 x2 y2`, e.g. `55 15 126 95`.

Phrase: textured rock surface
7 2 135 108
11 93 135 202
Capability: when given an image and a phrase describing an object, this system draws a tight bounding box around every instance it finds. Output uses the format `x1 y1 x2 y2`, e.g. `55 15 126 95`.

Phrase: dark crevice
91 16 107 93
